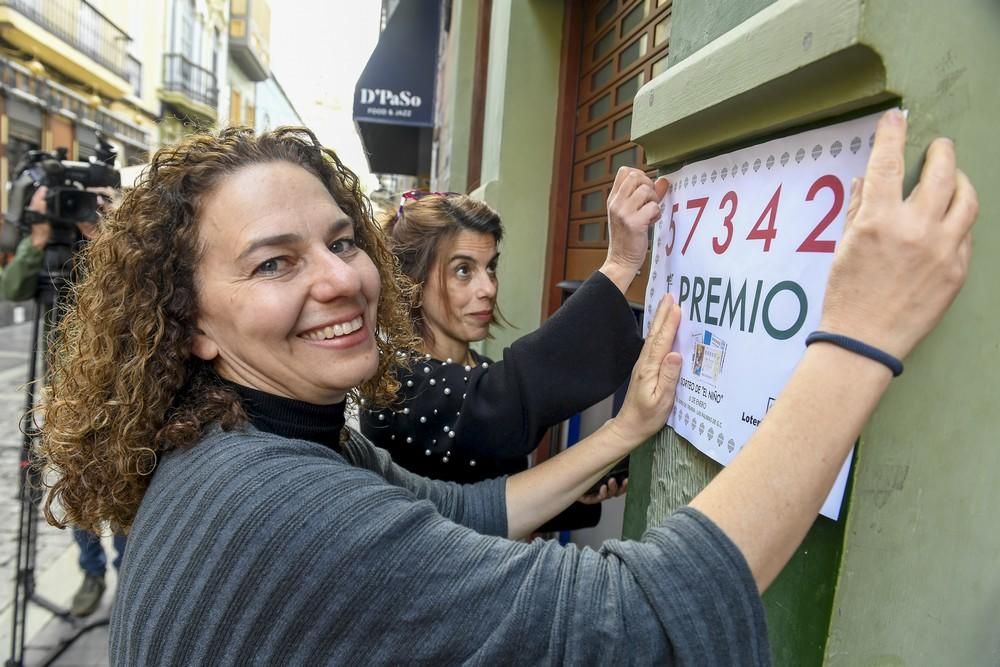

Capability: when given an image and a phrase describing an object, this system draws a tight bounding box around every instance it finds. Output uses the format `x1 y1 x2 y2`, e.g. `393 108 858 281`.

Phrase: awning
353 0 440 176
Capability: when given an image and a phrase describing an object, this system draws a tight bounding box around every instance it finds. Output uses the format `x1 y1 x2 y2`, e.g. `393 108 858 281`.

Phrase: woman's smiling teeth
302 316 364 341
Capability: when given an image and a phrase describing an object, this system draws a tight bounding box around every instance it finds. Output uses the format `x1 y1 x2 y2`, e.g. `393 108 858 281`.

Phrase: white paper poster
644 111 883 519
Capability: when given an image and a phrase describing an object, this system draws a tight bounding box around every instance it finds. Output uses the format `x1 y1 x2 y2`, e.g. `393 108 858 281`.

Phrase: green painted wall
668 0 777 65
626 0 1000 664
826 1 998 663
469 0 565 356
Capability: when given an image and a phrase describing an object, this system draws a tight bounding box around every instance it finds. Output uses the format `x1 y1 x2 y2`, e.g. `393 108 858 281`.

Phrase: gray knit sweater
110 428 769 665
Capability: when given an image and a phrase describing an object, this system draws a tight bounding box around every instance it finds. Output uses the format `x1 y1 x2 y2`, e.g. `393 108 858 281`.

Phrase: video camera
5 144 120 229
1 135 120 291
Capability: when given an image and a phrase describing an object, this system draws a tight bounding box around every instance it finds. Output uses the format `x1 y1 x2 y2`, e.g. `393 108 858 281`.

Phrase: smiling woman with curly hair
34 112 973 666
40 127 419 536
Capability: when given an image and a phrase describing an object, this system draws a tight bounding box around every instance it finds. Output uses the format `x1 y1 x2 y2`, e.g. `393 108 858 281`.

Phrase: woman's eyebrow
450 251 500 264
328 217 354 235
237 233 301 261
236 218 354 261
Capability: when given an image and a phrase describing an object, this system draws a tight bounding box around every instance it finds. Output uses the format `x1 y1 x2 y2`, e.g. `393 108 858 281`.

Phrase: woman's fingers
654 176 670 201
663 301 682 350
606 477 628 498
613 168 663 217
844 177 863 230
586 477 628 501
625 174 669 213
944 169 979 241
611 168 650 204
860 110 907 217
639 200 662 224
957 231 972 271
650 302 682 370
608 165 632 199
820 112 978 360
642 301 682 409
656 349 683 404
910 137 957 221
637 295 677 376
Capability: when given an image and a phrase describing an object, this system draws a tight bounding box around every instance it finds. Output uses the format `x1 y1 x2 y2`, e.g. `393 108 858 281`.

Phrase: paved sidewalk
0 301 35 330
0 320 111 666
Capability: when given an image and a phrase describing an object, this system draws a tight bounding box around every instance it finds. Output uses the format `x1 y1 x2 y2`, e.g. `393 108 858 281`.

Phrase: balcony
0 56 151 148
0 0 132 96
125 53 141 97
160 53 218 121
229 0 270 82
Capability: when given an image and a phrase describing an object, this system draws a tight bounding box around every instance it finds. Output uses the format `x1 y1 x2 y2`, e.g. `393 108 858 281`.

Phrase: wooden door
548 0 673 310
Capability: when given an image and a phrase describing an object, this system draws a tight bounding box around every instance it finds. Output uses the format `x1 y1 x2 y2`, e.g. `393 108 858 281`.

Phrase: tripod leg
5 299 74 667
6 297 44 666
7 473 31 667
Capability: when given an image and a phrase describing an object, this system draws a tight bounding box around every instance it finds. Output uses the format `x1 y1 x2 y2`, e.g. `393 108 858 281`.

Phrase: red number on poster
681 197 709 255
713 191 738 254
797 174 844 253
747 185 781 252
664 202 678 255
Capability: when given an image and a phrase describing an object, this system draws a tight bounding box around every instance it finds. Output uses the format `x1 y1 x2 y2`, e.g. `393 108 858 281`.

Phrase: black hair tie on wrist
805 331 904 377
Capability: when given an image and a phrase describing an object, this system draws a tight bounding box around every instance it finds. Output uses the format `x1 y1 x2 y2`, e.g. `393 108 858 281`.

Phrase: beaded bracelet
805 331 904 377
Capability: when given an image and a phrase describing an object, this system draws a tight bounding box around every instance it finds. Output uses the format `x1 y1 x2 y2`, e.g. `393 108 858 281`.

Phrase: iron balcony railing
125 53 141 97
0 0 131 80
162 53 218 109
0 56 151 147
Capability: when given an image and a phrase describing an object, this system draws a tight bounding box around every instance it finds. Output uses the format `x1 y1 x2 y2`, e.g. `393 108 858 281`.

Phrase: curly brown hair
382 193 510 343
39 126 419 534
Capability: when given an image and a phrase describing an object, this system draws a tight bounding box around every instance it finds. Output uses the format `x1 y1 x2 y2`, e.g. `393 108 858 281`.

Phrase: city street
0 318 110 666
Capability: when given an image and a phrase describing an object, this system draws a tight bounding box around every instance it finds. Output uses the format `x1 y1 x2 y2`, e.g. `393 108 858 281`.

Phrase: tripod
6 288 108 667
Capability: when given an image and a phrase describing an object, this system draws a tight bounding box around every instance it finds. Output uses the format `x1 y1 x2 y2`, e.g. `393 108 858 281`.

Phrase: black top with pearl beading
360 271 644 485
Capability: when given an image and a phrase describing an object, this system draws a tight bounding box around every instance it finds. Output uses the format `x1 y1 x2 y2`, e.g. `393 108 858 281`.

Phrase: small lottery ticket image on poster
691 331 726 384
643 110 888 520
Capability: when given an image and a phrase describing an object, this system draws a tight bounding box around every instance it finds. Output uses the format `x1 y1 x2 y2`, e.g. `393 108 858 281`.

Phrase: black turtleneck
225 381 346 451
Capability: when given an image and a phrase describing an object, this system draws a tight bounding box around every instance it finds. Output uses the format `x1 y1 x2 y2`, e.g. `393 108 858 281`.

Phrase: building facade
253 72 301 132
0 0 303 323
222 0 267 128
0 0 157 212
156 0 228 144
0 0 295 192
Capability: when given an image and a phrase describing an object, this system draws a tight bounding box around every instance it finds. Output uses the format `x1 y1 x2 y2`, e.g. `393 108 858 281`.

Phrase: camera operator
1 174 124 618
0 187 53 301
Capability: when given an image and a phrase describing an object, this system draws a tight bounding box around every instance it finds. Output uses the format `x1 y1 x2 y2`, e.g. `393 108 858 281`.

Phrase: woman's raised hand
600 166 670 294
608 295 683 446
504 296 680 537
819 109 978 360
